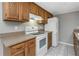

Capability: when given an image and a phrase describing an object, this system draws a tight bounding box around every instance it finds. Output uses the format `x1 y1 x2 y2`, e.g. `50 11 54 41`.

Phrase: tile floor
45 44 75 56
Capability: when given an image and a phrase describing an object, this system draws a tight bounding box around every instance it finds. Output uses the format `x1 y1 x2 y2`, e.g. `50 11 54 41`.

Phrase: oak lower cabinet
25 38 36 56
48 32 52 49
8 42 25 56
7 38 36 56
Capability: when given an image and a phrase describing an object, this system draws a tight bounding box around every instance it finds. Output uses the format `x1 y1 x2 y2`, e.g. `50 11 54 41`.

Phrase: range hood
29 13 43 21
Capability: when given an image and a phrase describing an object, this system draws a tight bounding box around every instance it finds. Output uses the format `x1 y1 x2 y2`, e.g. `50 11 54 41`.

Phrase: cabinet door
38 8 48 24
19 2 29 22
30 3 38 15
28 39 36 56
38 7 44 18
48 32 52 49
9 42 25 56
28 44 35 56
25 39 36 56
25 41 29 56
3 2 19 21
12 50 25 56
44 11 48 24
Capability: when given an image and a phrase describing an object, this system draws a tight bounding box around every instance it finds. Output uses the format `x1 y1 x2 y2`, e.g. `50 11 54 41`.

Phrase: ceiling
35 2 79 15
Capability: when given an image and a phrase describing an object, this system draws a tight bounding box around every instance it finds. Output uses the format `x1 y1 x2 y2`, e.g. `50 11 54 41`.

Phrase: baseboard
59 41 74 46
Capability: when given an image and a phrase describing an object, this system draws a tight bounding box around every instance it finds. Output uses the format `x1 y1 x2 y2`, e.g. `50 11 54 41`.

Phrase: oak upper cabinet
3 2 29 22
3 2 19 21
19 2 29 22
38 7 48 24
30 3 38 15
38 7 44 18
3 2 53 22
73 32 79 56
44 11 48 24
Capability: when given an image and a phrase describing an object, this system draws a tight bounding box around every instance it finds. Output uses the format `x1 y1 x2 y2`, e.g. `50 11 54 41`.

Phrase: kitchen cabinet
3 2 53 23
30 2 53 18
44 11 48 24
3 2 29 22
25 38 36 56
19 2 29 22
9 42 25 56
37 10 48 24
30 3 38 15
38 7 44 18
48 32 52 49
37 8 45 24
48 12 53 18
3 2 19 21
7 38 36 56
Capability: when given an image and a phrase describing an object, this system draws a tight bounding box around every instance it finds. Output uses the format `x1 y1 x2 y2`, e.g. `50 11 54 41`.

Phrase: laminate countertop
0 32 36 47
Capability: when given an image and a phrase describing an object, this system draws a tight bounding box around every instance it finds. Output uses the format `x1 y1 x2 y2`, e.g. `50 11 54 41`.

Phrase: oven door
36 34 47 56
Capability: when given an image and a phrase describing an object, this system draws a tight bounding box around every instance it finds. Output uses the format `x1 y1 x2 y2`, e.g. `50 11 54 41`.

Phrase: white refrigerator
45 17 59 47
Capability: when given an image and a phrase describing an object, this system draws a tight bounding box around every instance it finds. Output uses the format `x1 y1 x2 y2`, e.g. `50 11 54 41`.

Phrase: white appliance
45 17 59 47
30 13 43 20
35 33 47 56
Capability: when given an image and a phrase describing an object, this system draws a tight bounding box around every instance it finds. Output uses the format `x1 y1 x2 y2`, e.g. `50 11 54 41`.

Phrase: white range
34 33 47 56
25 26 47 56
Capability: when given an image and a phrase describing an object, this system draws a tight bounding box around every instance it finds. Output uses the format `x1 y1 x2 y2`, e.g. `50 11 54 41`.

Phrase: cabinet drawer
9 43 25 55
28 39 35 45
12 50 25 56
25 39 35 47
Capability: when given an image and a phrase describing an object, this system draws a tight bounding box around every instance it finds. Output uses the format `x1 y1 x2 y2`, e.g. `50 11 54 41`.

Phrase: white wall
56 11 79 45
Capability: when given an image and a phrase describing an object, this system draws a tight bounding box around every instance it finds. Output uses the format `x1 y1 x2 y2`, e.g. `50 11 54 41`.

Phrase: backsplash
0 21 25 34
23 20 44 31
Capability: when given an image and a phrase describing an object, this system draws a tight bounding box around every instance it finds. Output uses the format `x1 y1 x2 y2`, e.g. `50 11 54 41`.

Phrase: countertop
0 32 36 47
0 31 49 47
